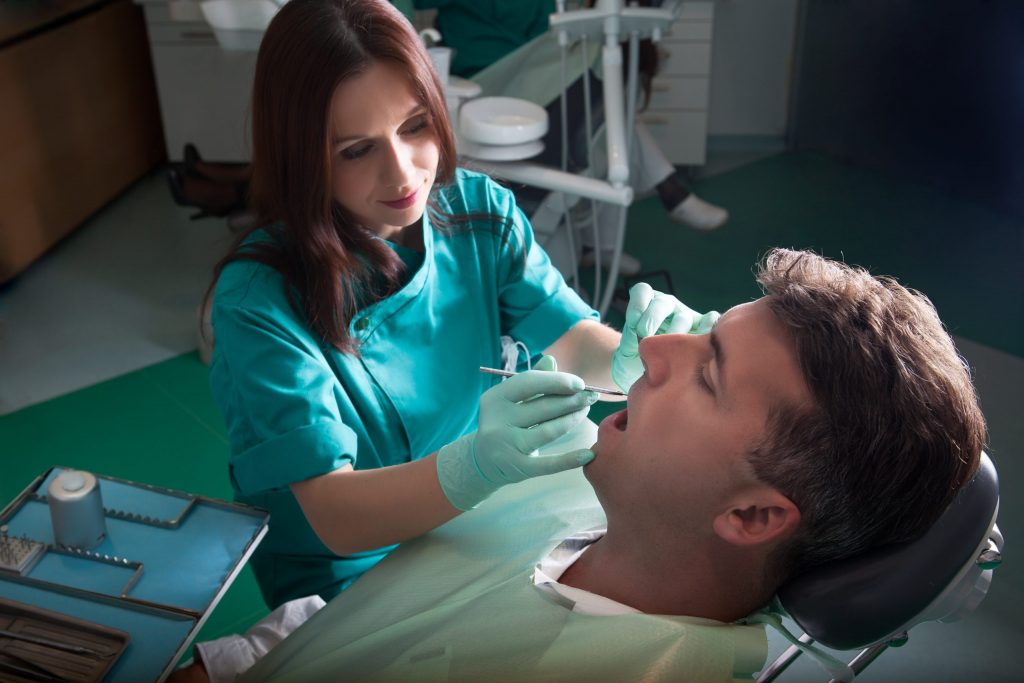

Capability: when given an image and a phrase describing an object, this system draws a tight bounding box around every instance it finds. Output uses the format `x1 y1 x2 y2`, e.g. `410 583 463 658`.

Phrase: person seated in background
173 247 986 683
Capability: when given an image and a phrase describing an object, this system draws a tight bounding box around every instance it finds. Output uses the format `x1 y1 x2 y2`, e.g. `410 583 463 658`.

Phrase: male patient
180 248 987 682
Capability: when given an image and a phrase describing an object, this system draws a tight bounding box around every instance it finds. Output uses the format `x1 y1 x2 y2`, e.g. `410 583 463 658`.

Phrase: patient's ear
713 489 800 547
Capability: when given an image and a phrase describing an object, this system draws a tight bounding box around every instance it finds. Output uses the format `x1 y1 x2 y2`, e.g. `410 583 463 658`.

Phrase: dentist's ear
713 488 800 547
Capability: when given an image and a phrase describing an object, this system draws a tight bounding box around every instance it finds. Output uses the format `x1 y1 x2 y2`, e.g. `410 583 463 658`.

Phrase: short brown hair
750 248 986 580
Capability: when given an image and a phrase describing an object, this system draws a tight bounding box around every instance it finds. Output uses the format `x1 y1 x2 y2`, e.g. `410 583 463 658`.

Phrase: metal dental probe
0 629 103 657
479 367 626 396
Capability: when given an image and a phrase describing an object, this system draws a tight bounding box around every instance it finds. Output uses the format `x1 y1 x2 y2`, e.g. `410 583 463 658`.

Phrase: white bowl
447 76 482 99
458 138 544 162
200 0 278 51
459 97 548 146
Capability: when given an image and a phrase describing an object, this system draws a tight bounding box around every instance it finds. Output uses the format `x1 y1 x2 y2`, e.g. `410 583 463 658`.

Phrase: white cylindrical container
48 470 107 549
427 46 452 87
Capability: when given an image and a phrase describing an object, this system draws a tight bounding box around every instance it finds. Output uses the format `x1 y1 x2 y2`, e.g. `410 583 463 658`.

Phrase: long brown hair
209 0 457 353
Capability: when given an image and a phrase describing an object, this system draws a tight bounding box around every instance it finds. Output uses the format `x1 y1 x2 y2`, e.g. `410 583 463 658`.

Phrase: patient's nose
639 333 698 386
638 335 669 385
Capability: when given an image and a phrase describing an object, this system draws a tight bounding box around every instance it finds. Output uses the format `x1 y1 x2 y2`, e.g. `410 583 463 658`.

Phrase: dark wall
792 0 1024 218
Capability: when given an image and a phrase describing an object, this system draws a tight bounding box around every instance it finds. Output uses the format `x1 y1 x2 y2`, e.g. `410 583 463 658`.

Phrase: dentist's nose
380 138 415 187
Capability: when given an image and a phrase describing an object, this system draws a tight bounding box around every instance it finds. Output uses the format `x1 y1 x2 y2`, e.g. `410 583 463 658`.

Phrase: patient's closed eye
697 364 712 393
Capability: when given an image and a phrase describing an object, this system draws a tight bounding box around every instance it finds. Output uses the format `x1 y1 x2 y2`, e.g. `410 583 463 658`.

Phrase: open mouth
613 409 628 432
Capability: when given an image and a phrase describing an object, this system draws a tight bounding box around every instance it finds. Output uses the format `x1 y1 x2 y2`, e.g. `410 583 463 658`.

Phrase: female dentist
206 0 714 615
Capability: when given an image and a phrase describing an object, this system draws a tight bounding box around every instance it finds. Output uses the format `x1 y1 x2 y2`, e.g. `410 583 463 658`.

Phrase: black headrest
777 451 999 650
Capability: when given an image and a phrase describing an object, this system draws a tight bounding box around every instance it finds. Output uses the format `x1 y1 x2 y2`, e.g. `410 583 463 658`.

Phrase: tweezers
0 628 103 657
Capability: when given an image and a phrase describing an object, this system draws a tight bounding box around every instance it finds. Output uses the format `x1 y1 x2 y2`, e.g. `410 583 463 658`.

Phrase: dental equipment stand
471 0 680 316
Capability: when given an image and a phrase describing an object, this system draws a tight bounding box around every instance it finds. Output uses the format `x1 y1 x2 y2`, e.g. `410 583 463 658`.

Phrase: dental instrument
438 357 597 511
479 366 626 396
0 627 104 657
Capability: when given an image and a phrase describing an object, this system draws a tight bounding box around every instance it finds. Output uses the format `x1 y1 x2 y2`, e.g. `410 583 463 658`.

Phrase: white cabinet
637 1 714 165
136 0 256 161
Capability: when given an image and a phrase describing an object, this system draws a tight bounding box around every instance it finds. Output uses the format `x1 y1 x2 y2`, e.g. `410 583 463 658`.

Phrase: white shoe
579 249 642 276
669 194 729 231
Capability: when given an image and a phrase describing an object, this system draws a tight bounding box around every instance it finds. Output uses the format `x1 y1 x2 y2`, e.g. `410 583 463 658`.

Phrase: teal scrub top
414 0 556 78
209 168 598 608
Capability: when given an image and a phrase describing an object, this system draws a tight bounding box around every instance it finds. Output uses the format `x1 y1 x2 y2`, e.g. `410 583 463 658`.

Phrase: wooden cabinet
0 0 165 283
637 1 714 165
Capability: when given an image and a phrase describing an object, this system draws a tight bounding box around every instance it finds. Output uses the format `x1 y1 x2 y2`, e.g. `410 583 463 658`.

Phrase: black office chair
757 451 1002 682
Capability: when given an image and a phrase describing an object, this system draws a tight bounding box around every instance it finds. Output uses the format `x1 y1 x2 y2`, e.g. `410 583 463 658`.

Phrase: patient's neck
559 525 770 622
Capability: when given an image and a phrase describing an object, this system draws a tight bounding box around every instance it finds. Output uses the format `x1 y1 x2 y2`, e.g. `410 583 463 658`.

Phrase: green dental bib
242 422 767 683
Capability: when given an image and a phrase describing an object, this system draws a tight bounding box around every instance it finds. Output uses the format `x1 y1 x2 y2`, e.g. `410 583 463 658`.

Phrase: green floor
2 151 1022 656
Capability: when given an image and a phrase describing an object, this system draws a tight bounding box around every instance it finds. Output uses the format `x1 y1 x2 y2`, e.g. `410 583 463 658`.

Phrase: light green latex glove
437 355 598 511
611 282 720 392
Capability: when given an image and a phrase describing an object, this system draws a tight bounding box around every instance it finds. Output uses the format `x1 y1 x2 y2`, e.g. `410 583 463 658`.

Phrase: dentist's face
588 297 812 535
328 60 439 241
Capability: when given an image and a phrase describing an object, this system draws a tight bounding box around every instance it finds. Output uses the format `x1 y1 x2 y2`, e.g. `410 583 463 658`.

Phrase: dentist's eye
696 364 712 393
403 115 429 135
341 143 372 160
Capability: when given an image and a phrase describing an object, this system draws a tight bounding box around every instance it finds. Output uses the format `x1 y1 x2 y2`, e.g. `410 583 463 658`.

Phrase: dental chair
757 451 1003 682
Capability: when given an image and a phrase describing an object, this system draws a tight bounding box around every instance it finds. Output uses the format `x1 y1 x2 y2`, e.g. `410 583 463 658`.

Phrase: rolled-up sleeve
211 303 358 494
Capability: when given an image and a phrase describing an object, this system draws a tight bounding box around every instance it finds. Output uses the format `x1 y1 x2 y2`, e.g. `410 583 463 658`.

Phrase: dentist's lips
381 188 420 209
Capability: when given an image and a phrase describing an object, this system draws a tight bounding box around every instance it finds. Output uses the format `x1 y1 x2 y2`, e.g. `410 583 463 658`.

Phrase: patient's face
589 297 811 533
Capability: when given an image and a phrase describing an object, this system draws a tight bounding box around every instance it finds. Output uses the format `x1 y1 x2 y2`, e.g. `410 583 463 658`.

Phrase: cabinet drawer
656 41 711 77
139 1 204 24
636 110 708 165
150 43 257 160
665 20 712 42
146 22 217 44
647 76 709 110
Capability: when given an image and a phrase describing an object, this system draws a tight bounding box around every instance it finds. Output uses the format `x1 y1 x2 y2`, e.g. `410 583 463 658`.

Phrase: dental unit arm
476 0 678 203
471 0 677 314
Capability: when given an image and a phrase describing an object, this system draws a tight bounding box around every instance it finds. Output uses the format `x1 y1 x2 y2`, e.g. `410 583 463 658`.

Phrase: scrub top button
355 317 369 331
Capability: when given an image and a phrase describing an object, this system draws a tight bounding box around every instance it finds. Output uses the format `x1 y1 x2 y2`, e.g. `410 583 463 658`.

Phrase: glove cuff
611 352 640 393
436 433 498 512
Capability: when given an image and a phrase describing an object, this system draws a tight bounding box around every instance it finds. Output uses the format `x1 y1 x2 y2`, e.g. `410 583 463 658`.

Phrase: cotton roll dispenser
48 469 107 549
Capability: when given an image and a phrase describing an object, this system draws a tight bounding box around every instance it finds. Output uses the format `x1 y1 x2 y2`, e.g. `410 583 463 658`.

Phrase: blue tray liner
4 498 263 612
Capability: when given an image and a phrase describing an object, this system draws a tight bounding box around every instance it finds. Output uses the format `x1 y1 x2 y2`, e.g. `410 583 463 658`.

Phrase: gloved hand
437 355 597 511
611 282 720 392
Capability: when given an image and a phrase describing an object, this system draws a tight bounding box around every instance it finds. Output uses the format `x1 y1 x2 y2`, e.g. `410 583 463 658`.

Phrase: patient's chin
584 439 612 480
